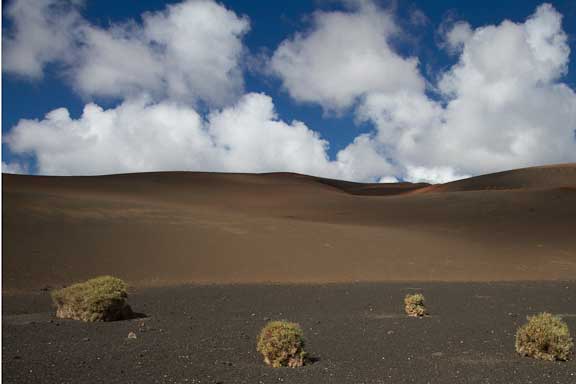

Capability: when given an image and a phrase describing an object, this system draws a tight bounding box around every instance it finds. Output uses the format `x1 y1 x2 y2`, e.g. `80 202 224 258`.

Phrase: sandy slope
3 164 576 291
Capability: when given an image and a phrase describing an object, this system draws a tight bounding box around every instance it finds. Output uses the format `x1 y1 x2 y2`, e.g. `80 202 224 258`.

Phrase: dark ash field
3 282 576 384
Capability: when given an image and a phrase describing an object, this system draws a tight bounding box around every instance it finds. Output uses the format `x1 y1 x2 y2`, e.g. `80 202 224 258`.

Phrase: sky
2 0 576 183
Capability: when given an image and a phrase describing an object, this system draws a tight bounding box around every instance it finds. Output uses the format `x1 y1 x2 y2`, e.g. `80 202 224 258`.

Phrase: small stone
82 337 90 342
127 332 137 340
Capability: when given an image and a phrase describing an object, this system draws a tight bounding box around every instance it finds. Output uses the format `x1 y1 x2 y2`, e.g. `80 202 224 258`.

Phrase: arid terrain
3 164 576 383
3 164 576 290
3 282 576 383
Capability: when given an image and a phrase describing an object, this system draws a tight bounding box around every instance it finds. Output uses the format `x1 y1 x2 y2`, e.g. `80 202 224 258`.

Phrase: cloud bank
271 2 576 181
3 0 82 78
6 94 346 177
4 1 576 183
4 0 249 106
270 1 424 112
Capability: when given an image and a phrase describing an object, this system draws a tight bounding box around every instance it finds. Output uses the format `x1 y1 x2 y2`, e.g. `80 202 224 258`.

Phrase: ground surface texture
3 164 576 383
3 164 576 291
3 282 576 384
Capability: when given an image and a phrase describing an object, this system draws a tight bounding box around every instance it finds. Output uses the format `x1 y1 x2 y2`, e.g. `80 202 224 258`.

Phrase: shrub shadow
306 355 321 365
127 311 148 320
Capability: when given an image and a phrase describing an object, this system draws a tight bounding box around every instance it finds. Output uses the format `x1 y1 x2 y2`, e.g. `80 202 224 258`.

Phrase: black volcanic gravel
3 282 576 383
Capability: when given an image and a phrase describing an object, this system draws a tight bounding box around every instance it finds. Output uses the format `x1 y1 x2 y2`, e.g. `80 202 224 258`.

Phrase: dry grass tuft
256 320 307 368
404 293 427 317
515 312 573 361
51 276 133 322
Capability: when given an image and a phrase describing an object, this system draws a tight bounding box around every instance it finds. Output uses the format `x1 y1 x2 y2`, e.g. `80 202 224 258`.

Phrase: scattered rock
137 321 148 332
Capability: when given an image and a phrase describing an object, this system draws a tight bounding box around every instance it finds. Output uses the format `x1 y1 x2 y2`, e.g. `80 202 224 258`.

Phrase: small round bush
51 275 133 322
404 293 427 317
515 312 573 361
256 320 307 368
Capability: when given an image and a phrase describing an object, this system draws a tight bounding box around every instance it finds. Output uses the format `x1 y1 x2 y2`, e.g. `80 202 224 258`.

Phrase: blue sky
3 0 576 182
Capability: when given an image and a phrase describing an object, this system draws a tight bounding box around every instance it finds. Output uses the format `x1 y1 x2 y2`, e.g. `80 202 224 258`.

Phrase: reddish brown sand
3 164 576 291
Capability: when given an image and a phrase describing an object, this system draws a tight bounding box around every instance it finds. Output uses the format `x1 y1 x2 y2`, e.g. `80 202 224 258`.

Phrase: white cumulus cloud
4 0 249 107
5 93 347 178
74 0 249 105
3 1 576 184
3 0 83 78
273 2 576 183
2 161 28 174
270 1 424 112
442 21 473 53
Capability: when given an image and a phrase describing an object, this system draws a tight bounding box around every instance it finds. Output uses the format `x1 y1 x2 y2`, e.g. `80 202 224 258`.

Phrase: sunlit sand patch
453 353 513 365
366 313 404 319
550 258 576 266
557 313 576 318
366 312 437 319
218 226 249 235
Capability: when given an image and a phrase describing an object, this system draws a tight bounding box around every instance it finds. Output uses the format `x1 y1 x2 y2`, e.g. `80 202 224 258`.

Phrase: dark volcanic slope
3 282 576 383
3 164 576 291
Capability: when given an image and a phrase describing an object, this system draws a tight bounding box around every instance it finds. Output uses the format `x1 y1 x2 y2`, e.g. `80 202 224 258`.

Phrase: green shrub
515 312 573 361
256 320 307 368
404 293 427 317
51 276 133 322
